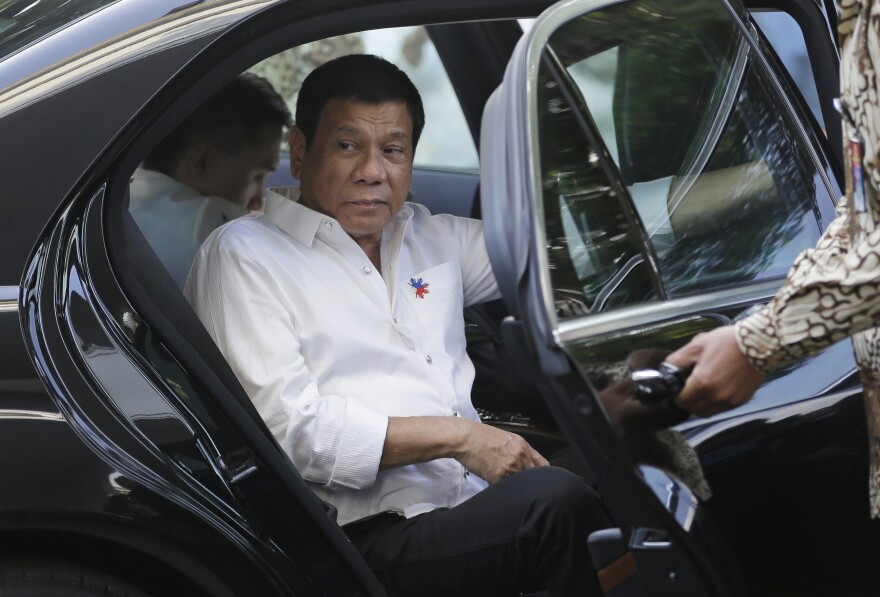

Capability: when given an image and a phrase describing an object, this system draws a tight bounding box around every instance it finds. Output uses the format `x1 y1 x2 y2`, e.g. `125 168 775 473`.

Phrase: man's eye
339 142 354 150
385 147 404 154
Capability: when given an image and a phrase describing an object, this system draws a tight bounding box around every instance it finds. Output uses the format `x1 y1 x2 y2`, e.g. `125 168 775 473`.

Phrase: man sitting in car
130 73 291 289
186 54 610 596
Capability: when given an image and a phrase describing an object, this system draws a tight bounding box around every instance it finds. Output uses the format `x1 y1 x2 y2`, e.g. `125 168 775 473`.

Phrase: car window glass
751 10 823 128
250 27 479 172
0 0 118 59
540 0 827 301
535 53 659 318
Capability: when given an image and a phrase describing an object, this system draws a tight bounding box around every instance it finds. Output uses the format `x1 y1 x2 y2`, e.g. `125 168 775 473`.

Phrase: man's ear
170 142 213 190
186 142 214 179
289 125 307 180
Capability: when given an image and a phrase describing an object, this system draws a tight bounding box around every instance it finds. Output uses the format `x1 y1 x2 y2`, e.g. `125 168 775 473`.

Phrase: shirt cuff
330 401 388 490
734 309 782 374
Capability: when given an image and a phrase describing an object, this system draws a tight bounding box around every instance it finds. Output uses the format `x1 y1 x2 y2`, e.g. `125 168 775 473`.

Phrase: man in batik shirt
669 0 880 517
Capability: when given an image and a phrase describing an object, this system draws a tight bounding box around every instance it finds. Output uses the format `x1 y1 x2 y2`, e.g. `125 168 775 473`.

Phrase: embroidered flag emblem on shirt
409 277 430 299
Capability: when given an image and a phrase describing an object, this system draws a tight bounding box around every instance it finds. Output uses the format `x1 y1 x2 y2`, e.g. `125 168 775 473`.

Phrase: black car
0 0 874 595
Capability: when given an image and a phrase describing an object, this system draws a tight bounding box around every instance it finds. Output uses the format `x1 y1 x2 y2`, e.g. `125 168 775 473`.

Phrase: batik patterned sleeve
734 191 880 374
733 197 856 372
733 0 880 374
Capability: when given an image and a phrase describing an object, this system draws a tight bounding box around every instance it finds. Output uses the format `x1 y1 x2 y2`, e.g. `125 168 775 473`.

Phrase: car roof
0 0 277 91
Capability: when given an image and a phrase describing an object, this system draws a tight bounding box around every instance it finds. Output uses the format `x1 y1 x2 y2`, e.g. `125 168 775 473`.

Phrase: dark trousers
344 466 611 596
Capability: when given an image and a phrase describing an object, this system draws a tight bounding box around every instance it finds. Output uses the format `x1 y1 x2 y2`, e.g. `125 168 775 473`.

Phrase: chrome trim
0 409 64 422
555 279 781 344
0 285 18 312
228 462 259 484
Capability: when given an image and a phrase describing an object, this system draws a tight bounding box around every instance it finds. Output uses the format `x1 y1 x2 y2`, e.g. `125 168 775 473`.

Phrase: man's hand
453 419 548 484
666 326 765 418
381 416 547 484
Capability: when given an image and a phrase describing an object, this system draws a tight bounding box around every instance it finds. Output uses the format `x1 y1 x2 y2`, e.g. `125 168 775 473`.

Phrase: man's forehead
319 98 413 134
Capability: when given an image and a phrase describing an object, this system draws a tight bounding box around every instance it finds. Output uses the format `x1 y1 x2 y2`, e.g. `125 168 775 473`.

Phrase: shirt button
452 410 459 417
362 266 372 274
323 221 332 229
425 354 433 364
464 470 470 478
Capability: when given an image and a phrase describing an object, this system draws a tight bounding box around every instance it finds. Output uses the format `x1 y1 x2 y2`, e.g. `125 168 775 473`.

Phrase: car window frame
518 0 841 347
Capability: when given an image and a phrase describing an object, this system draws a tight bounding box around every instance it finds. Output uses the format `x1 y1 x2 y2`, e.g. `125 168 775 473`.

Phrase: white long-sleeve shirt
186 188 499 525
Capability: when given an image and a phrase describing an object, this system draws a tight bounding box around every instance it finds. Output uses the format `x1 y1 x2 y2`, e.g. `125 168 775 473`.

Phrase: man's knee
508 467 610 594
511 467 609 527
519 466 592 501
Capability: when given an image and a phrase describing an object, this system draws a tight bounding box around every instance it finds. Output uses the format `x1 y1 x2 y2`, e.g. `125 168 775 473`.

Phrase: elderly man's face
291 98 414 244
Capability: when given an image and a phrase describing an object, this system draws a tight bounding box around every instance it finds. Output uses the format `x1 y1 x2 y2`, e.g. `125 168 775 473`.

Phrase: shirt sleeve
185 229 388 491
734 195 880 372
450 216 501 307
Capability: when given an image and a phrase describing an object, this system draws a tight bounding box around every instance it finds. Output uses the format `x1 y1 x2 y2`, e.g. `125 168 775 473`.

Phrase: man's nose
353 147 387 184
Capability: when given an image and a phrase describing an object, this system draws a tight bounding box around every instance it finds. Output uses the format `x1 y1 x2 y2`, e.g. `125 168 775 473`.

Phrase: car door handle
631 361 688 404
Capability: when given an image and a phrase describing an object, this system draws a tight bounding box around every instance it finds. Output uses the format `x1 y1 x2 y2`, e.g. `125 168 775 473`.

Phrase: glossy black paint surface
687 387 880 595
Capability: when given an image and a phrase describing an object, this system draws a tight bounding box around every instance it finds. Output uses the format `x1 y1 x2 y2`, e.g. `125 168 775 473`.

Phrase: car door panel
481 0 872 593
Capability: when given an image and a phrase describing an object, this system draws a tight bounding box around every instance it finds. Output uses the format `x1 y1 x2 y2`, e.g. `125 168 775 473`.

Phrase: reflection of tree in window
658 62 817 294
250 34 365 150
545 0 822 299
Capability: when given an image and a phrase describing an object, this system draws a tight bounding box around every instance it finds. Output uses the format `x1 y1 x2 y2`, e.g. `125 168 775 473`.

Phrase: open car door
480 0 856 594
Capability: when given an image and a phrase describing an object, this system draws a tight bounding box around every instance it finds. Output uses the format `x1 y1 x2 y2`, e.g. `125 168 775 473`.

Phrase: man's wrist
447 416 473 461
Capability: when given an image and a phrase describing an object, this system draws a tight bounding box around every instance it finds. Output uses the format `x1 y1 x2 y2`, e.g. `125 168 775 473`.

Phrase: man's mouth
347 199 387 208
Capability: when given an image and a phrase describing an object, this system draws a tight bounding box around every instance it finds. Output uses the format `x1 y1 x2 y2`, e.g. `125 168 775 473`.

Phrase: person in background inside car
129 73 291 290
186 54 611 596
667 0 880 519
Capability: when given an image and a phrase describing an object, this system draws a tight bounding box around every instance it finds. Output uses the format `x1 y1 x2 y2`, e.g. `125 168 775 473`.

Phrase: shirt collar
264 187 324 246
264 187 416 246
